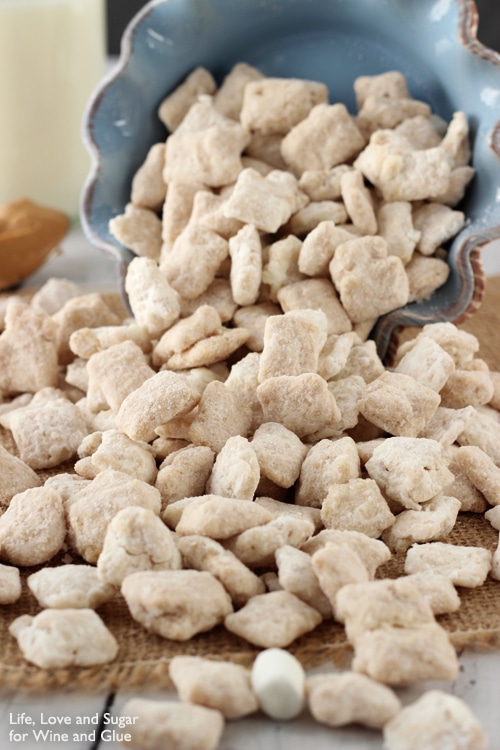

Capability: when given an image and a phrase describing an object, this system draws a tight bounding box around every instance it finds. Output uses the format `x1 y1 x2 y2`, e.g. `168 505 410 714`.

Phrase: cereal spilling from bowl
0 65 496 747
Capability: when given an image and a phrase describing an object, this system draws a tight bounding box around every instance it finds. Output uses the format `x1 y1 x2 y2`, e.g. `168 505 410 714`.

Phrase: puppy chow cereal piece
295 436 360 508
332 338 385 384
278 278 352 336
396 321 479 366
251 422 307 489
301 530 391 580
431 164 476 206
53 293 121 365
241 77 328 135
383 690 487 750
257 373 340 437
156 445 214 510
321 478 395 538
130 142 167 211
356 95 430 138
404 573 460 615
0 486 65 567
382 494 461 554
158 66 216 131
419 405 475 446
486 506 500 531
440 110 472 167
67 469 161 564
152 305 222 367
69 322 151 360
358 372 441 438
244 131 288 170
164 97 249 187
258 311 327 381
224 590 322 648
405 542 493 587
275 545 332 618
161 179 204 255
329 235 409 323
122 569 233 639
225 515 315 569
354 130 451 202
27 565 115 609
75 429 157 484
306 671 401 730
108 203 162 261
7 395 88 470
175 495 273 539
354 70 410 109
0 299 58 394
298 165 353 202
86 340 154 413
125 256 180 336
164 326 250 370
232 301 281 352
228 223 262 306
223 352 264 432
366 437 453 510
9 609 118 669
444 444 489 513
311 541 370 613
456 445 500 505
395 114 443 150
376 200 421 264
116 370 200 443
0 564 21 604
97 506 181 586
261 235 305 300
119 698 224 750
223 169 297 233
317 332 358 380
340 168 377 235
298 221 358 278
440 359 494 409
456 405 500 465
189 380 252 452
255 497 322 532
395 335 455 392
281 103 366 175
213 61 264 120
0 444 41 508
178 534 265 606
30 277 81 315
161 224 229 300
412 202 465 256
190 190 244 239
287 200 348 236
170 655 258 719
207 435 260 501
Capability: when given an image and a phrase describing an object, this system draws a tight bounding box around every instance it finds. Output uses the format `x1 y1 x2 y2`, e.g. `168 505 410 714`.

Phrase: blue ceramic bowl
81 0 500 359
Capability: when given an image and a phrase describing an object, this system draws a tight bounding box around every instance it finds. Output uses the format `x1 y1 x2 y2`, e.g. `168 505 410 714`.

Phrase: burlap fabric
0 281 499 694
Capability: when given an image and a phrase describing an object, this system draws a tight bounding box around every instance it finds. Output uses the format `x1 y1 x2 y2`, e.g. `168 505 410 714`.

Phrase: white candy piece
250 648 306 720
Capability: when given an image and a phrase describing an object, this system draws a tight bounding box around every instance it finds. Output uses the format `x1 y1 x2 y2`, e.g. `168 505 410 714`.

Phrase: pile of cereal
0 65 497 748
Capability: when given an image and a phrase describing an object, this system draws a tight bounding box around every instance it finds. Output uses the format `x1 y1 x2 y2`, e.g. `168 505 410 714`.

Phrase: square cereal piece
257 373 340 438
395 115 443 150
356 95 431 138
164 97 249 187
0 444 41 509
281 103 366 175
254 497 322 533
325 375 365 434
75 429 158 485
258 311 327 381
432 165 476 207
158 67 216 131
405 253 451 302
440 359 494 409
310 541 370 613
213 61 264 121
189 380 252 453
317 332 358 380
321 477 395 538
332 339 385 384
30 277 81 316
156 445 214 510
244 132 288 170
298 221 359 277
404 572 460 616
207 435 260 501
0 563 21 604
456 406 500 465
301 529 391 580
298 165 353 202
175 495 273 539
404 542 493 587
163 327 249 371
161 224 229 300
354 71 410 109
443 444 488 513
86 340 155 413
251 422 308 488
232 302 282 352
329 235 409 323
53 293 121 365
365 437 454 511
394 335 455 392
275 544 332 618
287 201 348 236
261 235 305 301
340 169 377 235
240 77 328 135
295 436 360 508
381 494 461 554
418 405 475 447
225 515 315 569
179 278 238 323
161 180 204 256
190 191 244 239
455 445 500 506
229 223 262 305
358 372 441 438
440 111 472 168
109 203 162 261
224 590 322 648
278 279 352 336
69 322 151 361
125 256 180 337
223 168 299 233
224 352 265 433
395 321 479 367
152 305 222 367
413 202 465 256
131 142 167 211
376 201 421 264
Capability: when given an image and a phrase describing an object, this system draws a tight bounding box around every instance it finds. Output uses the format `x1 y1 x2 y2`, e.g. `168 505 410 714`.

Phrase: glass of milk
0 0 106 218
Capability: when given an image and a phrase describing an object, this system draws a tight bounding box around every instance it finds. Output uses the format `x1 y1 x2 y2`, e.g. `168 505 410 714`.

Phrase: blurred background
107 0 500 55
106 0 500 55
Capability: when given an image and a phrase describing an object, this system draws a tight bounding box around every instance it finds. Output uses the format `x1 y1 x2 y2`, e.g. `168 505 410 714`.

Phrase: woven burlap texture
0 284 499 693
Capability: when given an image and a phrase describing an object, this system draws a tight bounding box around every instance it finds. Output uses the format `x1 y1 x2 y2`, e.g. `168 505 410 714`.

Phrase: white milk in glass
0 0 106 217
